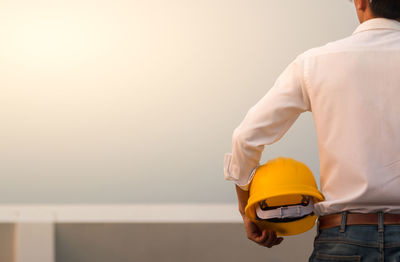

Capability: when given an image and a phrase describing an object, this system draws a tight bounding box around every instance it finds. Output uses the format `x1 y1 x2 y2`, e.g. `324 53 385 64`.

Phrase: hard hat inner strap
256 199 314 220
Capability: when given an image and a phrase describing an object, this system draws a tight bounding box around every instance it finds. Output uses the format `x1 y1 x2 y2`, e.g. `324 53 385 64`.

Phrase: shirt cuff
223 153 258 191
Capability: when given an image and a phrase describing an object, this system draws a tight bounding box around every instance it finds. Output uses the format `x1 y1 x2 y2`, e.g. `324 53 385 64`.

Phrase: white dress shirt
224 18 400 216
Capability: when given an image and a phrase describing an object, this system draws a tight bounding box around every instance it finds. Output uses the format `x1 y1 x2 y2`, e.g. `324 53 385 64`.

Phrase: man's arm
235 184 249 216
225 54 309 247
235 185 283 248
224 54 310 190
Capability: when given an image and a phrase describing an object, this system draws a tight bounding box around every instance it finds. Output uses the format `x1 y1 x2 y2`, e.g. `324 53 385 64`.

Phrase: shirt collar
352 18 400 35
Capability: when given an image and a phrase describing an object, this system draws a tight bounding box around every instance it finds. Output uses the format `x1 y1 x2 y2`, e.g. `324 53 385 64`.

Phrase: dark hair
370 0 400 19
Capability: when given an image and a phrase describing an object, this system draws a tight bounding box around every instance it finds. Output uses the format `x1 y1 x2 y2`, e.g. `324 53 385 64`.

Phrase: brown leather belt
318 213 400 230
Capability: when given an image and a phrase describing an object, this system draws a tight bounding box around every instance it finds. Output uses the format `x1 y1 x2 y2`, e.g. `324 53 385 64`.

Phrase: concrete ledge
0 205 317 262
0 204 241 262
55 223 316 262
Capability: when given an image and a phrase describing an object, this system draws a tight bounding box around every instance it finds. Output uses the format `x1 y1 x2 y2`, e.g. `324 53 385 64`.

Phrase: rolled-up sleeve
224 53 311 190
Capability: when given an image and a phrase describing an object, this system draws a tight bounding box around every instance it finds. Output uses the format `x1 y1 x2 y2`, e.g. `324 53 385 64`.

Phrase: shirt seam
295 55 312 112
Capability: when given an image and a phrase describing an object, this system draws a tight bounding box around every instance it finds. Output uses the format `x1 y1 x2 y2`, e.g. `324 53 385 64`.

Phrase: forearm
225 56 309 191
235 184 249 217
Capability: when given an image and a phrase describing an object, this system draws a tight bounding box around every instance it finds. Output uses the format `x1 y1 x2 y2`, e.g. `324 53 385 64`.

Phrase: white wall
0 0 359 203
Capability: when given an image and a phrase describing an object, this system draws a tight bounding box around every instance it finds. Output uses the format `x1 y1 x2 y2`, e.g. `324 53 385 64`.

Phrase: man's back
225 0 400 257
304 18 400 215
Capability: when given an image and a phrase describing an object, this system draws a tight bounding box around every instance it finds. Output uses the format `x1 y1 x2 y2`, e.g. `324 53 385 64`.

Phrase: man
223 0 400 260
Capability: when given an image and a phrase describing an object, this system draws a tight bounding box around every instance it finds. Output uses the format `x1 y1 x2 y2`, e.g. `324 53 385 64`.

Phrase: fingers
258 230 283 248
265 233 284 248
247 230 283 248
276 237 284 245
242 216 283 248
260 230 275 248
255 229 267 241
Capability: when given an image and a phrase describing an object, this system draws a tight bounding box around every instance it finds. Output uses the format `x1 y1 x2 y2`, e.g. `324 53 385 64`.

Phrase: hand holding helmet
242 214 283 248
245 157 325 236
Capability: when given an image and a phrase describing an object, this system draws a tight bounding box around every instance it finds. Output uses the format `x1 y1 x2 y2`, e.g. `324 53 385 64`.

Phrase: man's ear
355 0 368 12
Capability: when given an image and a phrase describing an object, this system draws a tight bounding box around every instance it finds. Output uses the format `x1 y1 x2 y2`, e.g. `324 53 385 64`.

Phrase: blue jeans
309 213 400 262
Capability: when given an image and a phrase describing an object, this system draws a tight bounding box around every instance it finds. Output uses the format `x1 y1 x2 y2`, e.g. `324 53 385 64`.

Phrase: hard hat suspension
256 195 315 223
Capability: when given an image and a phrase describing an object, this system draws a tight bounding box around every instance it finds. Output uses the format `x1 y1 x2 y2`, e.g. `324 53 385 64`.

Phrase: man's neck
362 15 400 23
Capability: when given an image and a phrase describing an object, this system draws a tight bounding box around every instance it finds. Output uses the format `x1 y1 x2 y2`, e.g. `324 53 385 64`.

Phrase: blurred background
0 0 359 261
0 0 358 204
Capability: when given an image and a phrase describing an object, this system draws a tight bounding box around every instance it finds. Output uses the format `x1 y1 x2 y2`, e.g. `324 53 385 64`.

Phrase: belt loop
340 211 348 233
378 212 384 233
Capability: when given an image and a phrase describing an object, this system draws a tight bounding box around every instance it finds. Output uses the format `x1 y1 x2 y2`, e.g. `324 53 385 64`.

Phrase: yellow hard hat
244 157 324 236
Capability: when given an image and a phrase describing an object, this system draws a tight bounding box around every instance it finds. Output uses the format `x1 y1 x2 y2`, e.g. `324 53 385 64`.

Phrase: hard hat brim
254 214 318 236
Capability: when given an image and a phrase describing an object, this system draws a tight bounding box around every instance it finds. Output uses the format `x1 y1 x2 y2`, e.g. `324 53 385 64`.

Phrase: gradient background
0 0 359 204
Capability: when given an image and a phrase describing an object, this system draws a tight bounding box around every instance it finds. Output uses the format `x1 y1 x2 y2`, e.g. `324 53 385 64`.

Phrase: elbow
232 126 246 145
232 126 258 149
